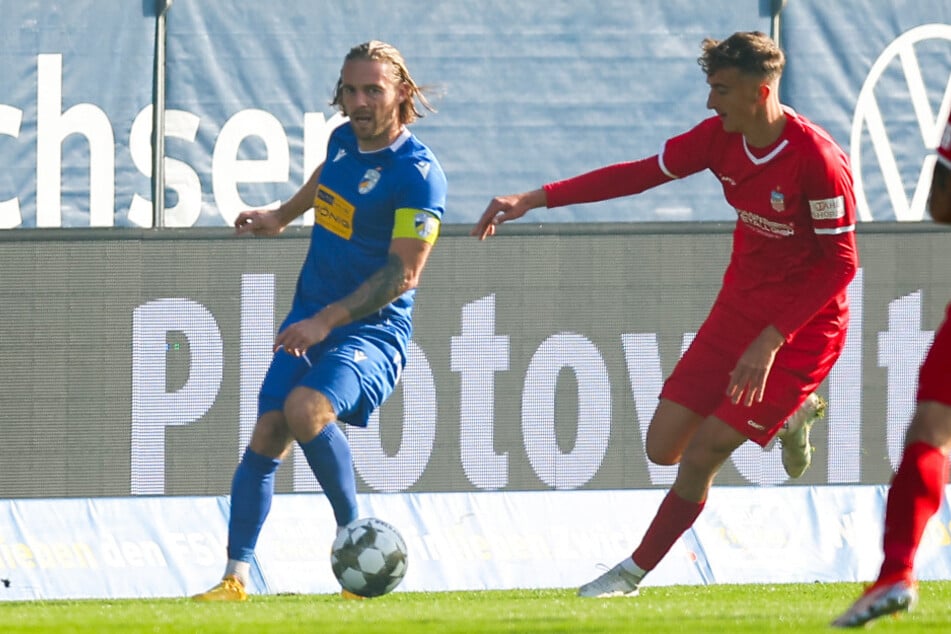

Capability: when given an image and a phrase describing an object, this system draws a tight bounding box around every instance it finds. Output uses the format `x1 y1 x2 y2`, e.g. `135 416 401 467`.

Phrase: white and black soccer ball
331 517 408 598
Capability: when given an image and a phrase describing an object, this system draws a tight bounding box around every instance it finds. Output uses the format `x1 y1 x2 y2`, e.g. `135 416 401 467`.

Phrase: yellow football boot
192 575 248 602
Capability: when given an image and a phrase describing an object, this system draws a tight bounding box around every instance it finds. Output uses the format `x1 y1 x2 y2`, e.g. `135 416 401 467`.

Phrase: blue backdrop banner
0 0 156 228
5 1 947 228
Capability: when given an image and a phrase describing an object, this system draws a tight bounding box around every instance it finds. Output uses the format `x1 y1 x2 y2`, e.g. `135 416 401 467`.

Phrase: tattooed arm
273 237 435 356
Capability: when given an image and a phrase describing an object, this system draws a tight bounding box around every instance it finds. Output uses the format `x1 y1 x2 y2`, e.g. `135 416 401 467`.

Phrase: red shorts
660 300 846 447
917 301 951 406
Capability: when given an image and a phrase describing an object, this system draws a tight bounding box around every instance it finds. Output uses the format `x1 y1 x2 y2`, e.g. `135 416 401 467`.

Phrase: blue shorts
257 328 405 427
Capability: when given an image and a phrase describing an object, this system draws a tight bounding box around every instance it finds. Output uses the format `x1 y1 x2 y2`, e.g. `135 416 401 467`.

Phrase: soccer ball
331 517 408 597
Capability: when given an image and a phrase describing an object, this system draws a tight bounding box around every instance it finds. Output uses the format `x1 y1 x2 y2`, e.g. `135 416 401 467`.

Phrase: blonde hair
331 40 435 125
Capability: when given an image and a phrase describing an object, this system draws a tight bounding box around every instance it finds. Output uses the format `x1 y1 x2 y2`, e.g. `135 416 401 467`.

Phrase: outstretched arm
234 164 324 236
471 189 547 240
472 157 671 240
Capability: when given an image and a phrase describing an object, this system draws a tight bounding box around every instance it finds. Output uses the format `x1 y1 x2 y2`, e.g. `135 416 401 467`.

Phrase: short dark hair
698 31 785 82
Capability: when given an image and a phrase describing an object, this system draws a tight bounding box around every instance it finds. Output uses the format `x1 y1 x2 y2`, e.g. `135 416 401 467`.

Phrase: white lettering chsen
810 195 845 220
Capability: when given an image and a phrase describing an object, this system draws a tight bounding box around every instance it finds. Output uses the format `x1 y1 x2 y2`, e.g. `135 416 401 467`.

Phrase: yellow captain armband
392 208 441 245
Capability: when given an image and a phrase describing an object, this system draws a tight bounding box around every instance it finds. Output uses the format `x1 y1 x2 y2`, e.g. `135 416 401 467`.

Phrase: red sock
631 490 705 571
878 441 949 582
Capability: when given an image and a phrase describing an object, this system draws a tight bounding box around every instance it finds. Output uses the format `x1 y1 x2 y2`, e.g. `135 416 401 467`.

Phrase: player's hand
273 316 332 359
727 326 785 407
471 189 546 240
234 208 285 237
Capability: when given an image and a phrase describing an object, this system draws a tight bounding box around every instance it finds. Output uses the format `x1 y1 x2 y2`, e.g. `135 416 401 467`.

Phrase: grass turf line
2 582 949 633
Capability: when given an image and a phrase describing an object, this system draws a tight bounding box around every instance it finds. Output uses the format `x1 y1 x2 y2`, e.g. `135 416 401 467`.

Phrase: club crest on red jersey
770 189 785 212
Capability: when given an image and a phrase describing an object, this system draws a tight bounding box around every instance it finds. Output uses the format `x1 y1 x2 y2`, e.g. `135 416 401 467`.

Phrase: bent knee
907 402 951 451
645 440 682 466
249 411 293 457
283 386 338 439
644 400 702 466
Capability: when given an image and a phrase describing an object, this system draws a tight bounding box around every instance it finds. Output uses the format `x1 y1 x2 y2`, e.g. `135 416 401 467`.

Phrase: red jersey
545 108 859 342
661 109 858 339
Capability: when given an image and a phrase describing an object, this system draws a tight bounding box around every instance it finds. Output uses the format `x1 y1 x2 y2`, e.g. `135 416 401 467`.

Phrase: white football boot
577 559 644 598
831 577 918 627
777 393 826 478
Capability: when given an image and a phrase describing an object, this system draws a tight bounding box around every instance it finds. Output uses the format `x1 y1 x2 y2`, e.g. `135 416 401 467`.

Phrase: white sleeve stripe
658 141 679 179
814 225 855 235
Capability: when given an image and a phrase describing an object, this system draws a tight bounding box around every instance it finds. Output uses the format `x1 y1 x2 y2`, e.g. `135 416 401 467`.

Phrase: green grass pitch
3 582 951 633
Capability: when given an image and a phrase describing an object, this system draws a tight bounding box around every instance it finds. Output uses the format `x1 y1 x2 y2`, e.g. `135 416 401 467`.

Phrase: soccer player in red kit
832 106 951 628
472 31 858 597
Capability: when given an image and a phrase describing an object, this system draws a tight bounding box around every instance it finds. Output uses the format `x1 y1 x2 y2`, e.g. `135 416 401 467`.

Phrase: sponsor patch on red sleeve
809 195 845 220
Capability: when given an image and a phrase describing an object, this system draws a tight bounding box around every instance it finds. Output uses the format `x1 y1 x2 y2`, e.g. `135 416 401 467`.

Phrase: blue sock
299 424 358 527
227 447 281 562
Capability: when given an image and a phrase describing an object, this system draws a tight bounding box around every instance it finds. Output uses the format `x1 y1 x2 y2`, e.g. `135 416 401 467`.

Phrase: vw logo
851 24 951 221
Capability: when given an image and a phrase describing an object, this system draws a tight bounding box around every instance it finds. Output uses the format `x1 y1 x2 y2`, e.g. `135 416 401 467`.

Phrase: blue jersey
286 123 447 350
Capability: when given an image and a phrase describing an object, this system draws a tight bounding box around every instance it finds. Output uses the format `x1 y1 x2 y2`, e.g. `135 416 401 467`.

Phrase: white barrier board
2 486 951 600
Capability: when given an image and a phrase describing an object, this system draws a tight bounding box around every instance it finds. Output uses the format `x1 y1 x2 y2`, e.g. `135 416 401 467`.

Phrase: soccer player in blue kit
194 41 447 601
